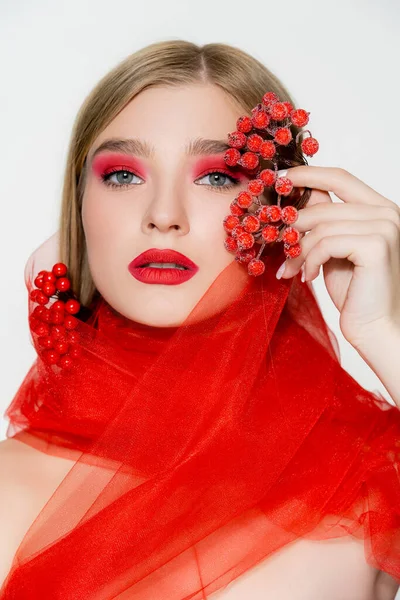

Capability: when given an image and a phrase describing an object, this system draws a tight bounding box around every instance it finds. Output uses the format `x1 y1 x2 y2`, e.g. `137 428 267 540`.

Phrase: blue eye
100 168 242 192
101 169 142 189
195 170 241 193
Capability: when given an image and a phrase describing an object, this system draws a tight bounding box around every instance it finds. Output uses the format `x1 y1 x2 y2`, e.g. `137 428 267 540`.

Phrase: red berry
238 152 259 170
58 355 74 369
232 225 246 239
242 215 261 233
236 191 253 209
275 177 294 196
236 115 253 133
282 101 294 115
55 277 71 292
262 91 279 107
230 201 245 216
248 259 265 276
67 331 80 344
30 289 41 302
51 300 65 311
235 247 256 264
266 205 282 222
32 305 46 320
282 226 300 246
69 345 81 359
290 109 309 127
29 316 39 330
40 307 51 323
51 325 66 341
38 336 54 349
224 236 238 253
64 315 78 330
54 340 69 355
301 137 319 156
259 141 276 160
237 232 255 250
41 282 56 297
259 169 277 187
52 263 68 277
284 243 302 258
34 274 44 288
36 291 49 306
261 225 280 243
224 148 241 166
281 205 298 224
251 109 270 130
256 206 270 223
50 307 65 325
228 131 247 149
274 127 292 145
42 272 56 284
223 215 240 233
247 179 264 196
42 349 60 365
32 322 50 337
246 133 264 152
269 102 289 121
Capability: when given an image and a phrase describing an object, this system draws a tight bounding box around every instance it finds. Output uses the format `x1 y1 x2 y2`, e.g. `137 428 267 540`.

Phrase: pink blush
91 153 146 179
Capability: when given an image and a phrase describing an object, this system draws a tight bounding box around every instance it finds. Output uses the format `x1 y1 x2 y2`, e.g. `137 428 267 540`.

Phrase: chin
111 297 190 329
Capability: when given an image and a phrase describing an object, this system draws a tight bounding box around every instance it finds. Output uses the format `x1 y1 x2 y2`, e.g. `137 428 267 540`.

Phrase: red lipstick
128 249 199 285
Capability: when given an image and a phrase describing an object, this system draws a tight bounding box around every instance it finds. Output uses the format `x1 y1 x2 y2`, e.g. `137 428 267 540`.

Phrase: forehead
89 84 244 154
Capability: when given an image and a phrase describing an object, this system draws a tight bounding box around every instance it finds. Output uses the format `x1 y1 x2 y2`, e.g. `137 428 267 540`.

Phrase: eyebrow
87 137 231 164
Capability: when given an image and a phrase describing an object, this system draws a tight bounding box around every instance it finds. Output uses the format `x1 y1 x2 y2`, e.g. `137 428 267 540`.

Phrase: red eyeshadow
91 153 147 179
192 156 248 181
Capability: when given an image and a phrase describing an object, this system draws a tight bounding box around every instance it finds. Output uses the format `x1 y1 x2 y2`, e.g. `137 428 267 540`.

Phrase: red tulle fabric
1 237 400 599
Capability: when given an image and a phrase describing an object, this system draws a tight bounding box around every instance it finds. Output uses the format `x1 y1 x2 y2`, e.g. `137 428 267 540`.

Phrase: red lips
129 248 198 270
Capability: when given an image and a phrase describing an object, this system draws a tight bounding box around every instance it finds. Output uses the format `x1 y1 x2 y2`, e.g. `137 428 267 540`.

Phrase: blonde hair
59 39 306 307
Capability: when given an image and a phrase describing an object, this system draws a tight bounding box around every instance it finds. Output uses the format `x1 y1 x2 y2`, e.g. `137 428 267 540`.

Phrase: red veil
1 230 400 598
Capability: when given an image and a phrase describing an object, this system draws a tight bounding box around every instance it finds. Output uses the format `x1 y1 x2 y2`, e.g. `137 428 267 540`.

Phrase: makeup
91 153 147 180
128 248 199 286
191 156 249 182
129 267 197 285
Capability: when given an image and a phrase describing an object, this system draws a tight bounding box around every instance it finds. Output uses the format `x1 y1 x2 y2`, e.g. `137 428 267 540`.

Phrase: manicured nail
277 169 288 178
276 261 286 279
301 269 306 283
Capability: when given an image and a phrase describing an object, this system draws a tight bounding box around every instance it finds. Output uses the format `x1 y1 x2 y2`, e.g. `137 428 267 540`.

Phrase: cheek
82 189 124 246
194 202 231 250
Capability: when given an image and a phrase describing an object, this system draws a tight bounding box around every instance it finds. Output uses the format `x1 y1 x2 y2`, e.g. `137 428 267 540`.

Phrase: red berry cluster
223 91 319 276
29 262 82 370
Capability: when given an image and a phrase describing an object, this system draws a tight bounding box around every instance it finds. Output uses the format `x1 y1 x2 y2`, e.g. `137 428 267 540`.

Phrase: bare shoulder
374 569 400 600
0 437 76 587
0 436 77 497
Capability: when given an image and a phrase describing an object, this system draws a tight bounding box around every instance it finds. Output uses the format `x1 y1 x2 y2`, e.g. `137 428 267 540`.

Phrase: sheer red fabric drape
1 237 400 599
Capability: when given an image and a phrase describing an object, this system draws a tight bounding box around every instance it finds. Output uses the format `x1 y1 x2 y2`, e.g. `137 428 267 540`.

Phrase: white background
0 1 399 593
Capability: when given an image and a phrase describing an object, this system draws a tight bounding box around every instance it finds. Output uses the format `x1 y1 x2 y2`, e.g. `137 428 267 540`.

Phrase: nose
141 182 190 236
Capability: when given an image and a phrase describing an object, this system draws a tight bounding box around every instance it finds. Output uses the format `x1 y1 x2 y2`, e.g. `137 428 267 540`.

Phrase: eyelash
100 167 242 193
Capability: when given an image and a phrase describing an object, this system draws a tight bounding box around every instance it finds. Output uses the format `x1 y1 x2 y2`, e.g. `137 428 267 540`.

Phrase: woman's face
82 83 251 327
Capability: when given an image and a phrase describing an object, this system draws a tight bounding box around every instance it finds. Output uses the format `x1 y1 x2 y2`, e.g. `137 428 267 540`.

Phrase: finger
282 218 399 278
279 165 396 208
301 233 391 282
294 203 400 234
306 188 333 207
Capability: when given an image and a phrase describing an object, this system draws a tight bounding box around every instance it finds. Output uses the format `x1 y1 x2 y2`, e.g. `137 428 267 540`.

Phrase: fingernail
301 270 305 283
277 169 288 178
276 261 286 279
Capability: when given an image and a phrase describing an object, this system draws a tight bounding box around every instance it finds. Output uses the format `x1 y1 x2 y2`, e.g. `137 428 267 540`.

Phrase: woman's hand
276 166 400 350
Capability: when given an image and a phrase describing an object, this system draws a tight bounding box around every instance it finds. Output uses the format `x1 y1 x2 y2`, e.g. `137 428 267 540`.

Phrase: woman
0 39 399 599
